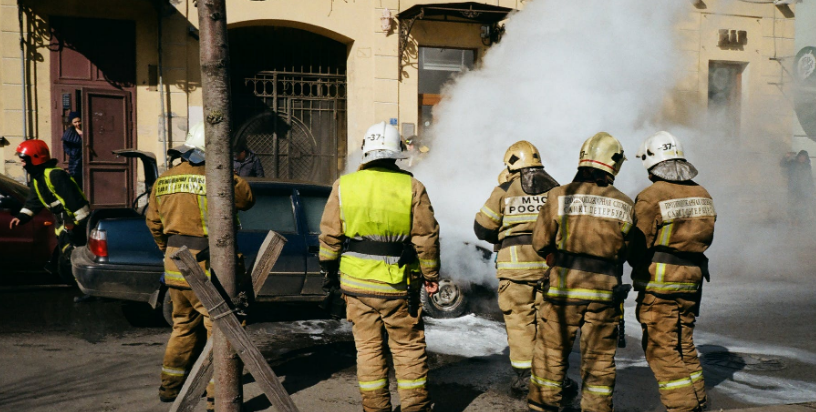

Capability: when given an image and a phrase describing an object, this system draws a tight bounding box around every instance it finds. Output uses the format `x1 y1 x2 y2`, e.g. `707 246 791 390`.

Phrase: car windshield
301 194 329 234
238 193 296 233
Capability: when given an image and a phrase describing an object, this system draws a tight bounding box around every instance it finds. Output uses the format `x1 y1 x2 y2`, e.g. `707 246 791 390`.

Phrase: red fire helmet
16 139 51 166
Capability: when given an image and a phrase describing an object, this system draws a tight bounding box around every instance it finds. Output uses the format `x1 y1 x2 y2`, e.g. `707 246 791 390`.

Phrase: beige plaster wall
668 0 796 154
0 0 181 182
0 0 796 185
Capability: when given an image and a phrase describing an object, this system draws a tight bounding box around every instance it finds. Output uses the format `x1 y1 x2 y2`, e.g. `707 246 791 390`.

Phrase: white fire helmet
637 131 685 170
168 121 206 165
637 131 698 181
361 121 408 164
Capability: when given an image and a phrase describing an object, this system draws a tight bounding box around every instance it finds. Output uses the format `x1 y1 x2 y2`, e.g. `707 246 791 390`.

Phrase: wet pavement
1 275 815 412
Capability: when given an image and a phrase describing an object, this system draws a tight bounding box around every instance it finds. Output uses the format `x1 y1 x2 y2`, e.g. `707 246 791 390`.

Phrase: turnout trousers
160 288 215 405
498 279 542 371
637 293 706 412
528 301 618 412
346 295 431 412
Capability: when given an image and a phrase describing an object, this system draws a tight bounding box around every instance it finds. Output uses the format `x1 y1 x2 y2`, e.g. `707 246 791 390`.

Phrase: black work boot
561 376 579 406
158 386 177 403
511 368 532 394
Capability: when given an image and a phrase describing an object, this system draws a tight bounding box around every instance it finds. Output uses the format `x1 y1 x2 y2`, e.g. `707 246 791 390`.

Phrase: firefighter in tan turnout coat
319 122 440 412
146 122 255 406
474 141 559 393
528 132 634 412
630 131 716 412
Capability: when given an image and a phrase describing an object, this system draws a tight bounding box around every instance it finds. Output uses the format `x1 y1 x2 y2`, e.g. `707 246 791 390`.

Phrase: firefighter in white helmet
146 121 255 410
319 121 440 412
474 141 560 394
630 131 716 412
528 132 634 412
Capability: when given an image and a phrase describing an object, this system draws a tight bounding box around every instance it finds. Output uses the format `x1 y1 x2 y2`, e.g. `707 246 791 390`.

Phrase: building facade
0 0 797 208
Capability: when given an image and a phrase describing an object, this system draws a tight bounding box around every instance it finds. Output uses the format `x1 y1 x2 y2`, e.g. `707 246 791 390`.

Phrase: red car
0 173 58 277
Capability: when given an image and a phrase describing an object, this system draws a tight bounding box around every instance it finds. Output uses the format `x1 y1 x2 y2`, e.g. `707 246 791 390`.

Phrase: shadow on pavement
698 344 747 388
243 341 357 411
426 382 485 412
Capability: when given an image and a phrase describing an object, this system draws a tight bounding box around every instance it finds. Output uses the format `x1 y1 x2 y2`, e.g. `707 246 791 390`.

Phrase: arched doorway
230 26 348 184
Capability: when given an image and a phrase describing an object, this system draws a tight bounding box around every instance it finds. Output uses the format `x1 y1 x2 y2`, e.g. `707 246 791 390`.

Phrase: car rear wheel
161 290 173 326
421 279 467 318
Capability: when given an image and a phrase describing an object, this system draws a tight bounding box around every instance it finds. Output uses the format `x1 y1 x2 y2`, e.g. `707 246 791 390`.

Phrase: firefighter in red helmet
10 140 90 298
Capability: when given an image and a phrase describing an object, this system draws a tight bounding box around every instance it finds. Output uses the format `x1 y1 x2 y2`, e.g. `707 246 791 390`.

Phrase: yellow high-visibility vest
339 168 415 290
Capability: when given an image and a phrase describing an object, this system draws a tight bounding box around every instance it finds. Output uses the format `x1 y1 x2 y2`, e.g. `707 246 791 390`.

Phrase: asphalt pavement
1 269 815 411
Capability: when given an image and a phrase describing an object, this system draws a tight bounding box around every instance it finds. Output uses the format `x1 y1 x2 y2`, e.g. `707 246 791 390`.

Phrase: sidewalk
724 402 816 411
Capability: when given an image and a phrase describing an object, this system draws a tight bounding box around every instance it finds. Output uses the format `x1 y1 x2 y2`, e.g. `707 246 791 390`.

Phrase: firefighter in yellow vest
474 141 559 393
10 139 90 297
528 132 634 412
145 122 255 408
630 131 715 412
319 121 440 412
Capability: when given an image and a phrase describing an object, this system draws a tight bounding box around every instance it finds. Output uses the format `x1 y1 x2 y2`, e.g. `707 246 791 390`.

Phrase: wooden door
49 16 136 208
82 88 134 209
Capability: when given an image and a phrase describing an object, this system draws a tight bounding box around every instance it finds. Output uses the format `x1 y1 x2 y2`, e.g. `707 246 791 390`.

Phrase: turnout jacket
16 159 89 230
318 162 441 298
146 161 255 252
532 181 634 303
474 171 558 282
630 180 716 295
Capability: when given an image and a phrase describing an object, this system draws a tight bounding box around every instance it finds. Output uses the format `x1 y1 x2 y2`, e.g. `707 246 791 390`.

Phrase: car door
294 186 331 295
0 182 33 268
237 184 307 297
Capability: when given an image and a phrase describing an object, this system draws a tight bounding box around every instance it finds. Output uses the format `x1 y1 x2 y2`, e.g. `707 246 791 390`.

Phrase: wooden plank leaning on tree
169 231 288 412
171 244 298 412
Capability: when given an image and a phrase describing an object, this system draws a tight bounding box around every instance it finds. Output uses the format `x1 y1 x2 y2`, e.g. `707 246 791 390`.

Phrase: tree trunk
197 1 242 411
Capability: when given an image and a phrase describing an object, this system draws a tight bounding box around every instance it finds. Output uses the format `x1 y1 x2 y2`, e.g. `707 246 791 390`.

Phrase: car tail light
89 229 108 258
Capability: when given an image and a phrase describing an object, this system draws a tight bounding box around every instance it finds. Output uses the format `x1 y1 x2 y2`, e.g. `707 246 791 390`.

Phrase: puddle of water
425 314 508 357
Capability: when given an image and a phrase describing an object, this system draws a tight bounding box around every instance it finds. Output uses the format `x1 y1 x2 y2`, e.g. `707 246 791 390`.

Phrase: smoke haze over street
408 0 812 287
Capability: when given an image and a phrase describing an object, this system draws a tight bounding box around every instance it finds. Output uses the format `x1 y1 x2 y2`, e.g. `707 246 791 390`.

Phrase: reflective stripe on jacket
630 180 716 295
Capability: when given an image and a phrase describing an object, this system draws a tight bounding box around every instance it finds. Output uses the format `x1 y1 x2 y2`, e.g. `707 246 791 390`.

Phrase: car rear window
301 194 329 234
238 194 296 233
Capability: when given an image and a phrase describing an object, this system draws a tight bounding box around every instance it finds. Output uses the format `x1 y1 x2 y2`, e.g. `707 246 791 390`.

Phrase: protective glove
320 260 340 293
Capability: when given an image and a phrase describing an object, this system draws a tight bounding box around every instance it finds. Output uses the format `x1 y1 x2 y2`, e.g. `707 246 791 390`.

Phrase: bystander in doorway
62 112 83 188
233 144 265 178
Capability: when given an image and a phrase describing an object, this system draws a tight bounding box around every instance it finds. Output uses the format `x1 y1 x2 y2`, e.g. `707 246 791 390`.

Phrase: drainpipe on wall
18 0 27 140
157 1 169 170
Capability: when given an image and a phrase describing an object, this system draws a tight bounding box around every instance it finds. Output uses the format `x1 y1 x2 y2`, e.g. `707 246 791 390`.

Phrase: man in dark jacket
62 111 83 188
233 144 265 178
10 139 90 300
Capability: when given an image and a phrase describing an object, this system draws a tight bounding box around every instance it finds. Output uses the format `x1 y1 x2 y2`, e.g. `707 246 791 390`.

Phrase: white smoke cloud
412 1 686 287
409 1 809 287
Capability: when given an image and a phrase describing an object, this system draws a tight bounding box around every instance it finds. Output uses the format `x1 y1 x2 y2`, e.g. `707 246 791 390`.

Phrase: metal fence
235 71 347 184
